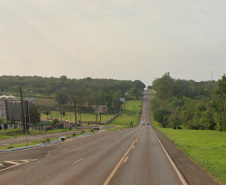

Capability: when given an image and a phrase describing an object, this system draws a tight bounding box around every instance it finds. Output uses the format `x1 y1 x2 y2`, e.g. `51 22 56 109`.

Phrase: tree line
0 75 145 127
151 73 226 131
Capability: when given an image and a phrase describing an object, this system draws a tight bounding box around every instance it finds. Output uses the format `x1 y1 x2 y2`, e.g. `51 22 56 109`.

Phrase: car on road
146 106 149 108
147 123 150 125
93 125 100 130
141 122 145 125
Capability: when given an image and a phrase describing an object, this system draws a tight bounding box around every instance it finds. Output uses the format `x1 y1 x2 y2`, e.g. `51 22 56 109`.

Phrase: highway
0 91 218 185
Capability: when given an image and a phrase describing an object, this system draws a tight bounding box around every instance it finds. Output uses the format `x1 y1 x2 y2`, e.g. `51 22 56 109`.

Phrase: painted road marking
73 158 84 165
123 157 129 163
152 129 188 185
4 161 21 165
0 159 37 172
103 129 144 185
20 160 30 163
102 144 107 148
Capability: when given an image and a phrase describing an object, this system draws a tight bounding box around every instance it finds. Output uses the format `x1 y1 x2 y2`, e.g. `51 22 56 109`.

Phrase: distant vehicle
146 106 149 108
93 125 100 130
141 122 145 125
147 123 150 125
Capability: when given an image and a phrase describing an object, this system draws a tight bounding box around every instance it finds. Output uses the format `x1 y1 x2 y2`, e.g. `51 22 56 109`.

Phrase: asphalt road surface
0 91 218 185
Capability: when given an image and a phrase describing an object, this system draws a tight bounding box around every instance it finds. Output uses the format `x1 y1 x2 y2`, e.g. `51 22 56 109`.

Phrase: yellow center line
103 128 144 185
73 158 84 165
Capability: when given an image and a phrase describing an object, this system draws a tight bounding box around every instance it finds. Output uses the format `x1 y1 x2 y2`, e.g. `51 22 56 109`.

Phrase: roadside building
0 101 6 117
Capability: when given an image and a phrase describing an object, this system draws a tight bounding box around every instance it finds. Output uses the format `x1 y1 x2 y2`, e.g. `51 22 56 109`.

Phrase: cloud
0 0 225 85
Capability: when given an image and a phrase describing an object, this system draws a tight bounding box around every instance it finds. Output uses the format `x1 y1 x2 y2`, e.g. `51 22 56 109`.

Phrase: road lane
0 125 142 185
108 125 183 185
0 91 217 185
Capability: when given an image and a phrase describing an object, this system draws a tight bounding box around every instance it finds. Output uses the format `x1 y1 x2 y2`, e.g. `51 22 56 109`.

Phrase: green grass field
153 123 226 185
111 100 142 128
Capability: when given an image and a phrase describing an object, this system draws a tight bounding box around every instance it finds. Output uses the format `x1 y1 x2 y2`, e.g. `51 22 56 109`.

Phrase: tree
112 91 123 111
211 75 226 131
68 89 80 128
29 104 40 125
153 108 171 128
130 87 142 100
43 110 51 120
55 89 69 123
52 118 59 128
152 72 175 99
169 109 182 128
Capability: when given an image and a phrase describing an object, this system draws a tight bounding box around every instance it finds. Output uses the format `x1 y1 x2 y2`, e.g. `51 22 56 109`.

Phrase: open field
153 123 226 185
110 100 142 128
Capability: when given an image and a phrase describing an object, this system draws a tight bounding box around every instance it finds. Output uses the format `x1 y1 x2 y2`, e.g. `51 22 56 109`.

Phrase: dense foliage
151 73 226 131
0 75 145 111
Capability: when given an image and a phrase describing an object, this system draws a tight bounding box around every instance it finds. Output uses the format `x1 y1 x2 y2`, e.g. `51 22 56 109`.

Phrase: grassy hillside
111 100 142 128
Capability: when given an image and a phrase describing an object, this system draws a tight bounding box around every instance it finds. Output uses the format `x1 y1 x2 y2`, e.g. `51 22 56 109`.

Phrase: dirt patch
152 125 220 185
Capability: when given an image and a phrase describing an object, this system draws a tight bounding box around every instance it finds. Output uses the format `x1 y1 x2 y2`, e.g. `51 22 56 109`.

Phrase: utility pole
20 85 25 131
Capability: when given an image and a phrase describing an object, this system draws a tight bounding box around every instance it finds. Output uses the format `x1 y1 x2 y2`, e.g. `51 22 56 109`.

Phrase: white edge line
0 164 20 172
152 128 188 185
0 159 37 172
123 156 129 163
102 144 107 148
4 161 21 165
73 158 84 165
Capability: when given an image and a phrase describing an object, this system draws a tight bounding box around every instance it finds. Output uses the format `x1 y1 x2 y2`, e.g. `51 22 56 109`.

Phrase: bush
52 118 59 128
41 138 51 143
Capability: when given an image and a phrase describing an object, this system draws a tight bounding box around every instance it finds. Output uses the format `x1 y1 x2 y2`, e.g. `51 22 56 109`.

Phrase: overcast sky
0 0 225 86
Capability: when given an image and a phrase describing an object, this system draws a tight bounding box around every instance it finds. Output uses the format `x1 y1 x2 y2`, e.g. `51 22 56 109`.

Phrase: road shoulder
152 125 220 185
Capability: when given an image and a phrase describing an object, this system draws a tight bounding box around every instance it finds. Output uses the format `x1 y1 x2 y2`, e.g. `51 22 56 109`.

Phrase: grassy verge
153 123 226 184
0 130 97 150
0 128 79 140
0 137 57 150
110 100 142 128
